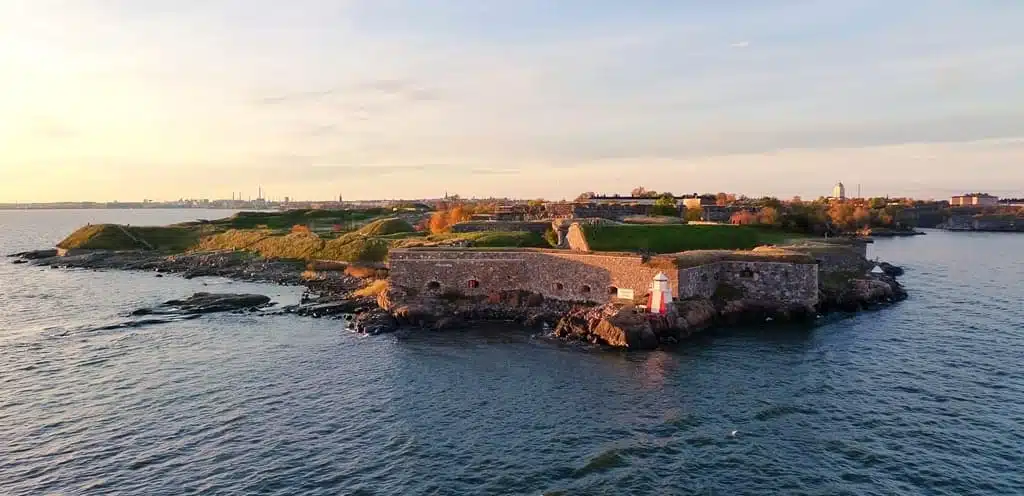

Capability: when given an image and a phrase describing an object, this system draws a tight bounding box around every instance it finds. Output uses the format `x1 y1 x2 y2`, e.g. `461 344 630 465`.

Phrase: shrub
344 264 379 279
544 228 559 247
354 279 389 298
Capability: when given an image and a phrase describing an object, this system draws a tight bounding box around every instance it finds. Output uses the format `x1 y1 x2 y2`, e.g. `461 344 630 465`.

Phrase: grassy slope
57 224 201 251
56 211 548 263
196 209 388 230
582 224 799 253
393 231 551 249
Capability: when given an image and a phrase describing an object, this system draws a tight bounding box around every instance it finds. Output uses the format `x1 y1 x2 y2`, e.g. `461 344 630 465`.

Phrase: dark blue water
1 210 1022 495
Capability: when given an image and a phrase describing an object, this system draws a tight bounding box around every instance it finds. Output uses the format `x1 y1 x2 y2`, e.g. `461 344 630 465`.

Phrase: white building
951 193 998 207
831 182 846 200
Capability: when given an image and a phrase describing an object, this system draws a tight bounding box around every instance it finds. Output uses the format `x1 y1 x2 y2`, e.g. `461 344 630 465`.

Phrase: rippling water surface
1 210 1022 495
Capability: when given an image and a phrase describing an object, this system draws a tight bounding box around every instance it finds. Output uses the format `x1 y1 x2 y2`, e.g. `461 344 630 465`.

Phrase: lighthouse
648 272 673 314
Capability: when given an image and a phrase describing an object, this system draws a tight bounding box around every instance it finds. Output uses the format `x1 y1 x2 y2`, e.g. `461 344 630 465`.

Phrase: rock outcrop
133 292 272 316
353 308 399 335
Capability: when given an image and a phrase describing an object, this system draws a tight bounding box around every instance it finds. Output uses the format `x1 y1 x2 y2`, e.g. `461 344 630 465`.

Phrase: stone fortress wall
389 248 820 307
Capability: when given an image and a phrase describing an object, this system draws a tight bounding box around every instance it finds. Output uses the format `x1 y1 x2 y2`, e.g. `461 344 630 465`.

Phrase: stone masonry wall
389 249 675 304
389 249 819 307
716 262 818 306
810 248 873 275
677 265 718 299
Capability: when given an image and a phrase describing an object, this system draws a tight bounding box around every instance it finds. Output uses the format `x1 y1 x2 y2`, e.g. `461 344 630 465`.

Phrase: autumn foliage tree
730 210 758 225
757 206 780 226
428 205 474 233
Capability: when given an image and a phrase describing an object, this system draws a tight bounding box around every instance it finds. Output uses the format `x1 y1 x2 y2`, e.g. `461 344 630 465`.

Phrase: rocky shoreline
9 248 908 350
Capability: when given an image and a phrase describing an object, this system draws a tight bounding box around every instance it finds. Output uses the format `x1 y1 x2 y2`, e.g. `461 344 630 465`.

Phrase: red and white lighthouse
648 272 673 314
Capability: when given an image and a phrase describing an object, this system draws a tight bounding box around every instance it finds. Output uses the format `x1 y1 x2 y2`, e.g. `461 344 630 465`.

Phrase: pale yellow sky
2 0 1023 202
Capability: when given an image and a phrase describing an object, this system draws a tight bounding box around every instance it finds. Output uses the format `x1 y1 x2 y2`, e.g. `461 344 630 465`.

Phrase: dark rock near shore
11 259 27 264
282 297 376 318
878 262 905 277
353 308 398 335
133 292 272 316
9 249 58 260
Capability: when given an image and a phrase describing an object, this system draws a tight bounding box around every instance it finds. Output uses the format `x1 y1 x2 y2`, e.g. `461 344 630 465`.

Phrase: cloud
730 41 750 48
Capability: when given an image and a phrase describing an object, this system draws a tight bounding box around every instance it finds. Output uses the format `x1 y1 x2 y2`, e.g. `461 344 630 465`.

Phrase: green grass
428 231 551 247
196 229 390 263
581 224 798 253
194 208 389 230
355 217 415 236
58 224 202 251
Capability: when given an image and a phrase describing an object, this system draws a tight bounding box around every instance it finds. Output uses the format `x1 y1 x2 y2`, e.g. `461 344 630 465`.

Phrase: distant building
681 195 716 210
584 195 684 206
951 193 998 207
831 182 846 200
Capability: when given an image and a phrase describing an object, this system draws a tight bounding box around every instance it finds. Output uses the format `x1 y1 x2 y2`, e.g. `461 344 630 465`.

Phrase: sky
1 0 1023 202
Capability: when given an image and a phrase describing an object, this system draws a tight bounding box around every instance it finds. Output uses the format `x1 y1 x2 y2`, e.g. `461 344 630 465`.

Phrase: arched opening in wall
580 285 591 294
426 281 442 291
467 279 480 289
739 268 755 279
608 286 618 295
554 283 564 291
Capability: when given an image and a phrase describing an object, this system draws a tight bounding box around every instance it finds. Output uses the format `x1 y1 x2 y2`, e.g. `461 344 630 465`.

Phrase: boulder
354 309 398 335
878 262 905 277
392 304 438 327
674 299 717 333
160 292 272 314
285 297 374 318
10 249 58 260
591 307 659 350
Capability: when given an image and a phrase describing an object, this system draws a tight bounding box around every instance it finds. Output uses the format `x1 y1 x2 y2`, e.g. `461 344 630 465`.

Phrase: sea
1 209 1022 496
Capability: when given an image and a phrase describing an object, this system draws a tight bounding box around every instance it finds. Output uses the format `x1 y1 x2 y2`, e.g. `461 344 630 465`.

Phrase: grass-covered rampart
55 211 550 263
581 224 799 253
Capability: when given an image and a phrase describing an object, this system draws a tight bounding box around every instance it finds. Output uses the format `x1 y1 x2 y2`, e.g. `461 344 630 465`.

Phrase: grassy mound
581 224 795 253
195 229 388 263
356 217 415 236
319 236 389 263
58 224 201 251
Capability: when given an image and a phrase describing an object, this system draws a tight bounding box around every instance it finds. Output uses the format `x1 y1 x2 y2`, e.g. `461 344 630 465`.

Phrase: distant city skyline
2 1 1023 202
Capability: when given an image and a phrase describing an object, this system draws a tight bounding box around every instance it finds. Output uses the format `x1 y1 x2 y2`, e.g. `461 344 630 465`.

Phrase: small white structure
648 272 673 314
832 182 846 200
871 264 885 275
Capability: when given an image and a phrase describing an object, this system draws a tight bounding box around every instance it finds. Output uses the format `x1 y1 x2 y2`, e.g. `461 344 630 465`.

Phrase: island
9 207 907 350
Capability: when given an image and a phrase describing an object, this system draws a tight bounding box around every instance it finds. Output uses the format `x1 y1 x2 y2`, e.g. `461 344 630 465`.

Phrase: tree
716 192 730 206
428 212 450 233
758 197 783 210
685 207 704 222
758 206 780 226
575 192 595 202
631 186 648 197
730 210 757 225
651 195 678 216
